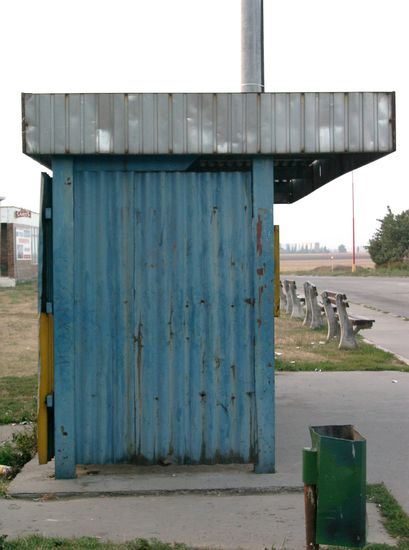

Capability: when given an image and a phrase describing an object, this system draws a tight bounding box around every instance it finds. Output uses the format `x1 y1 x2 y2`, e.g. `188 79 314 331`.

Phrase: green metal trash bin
303 425 366 548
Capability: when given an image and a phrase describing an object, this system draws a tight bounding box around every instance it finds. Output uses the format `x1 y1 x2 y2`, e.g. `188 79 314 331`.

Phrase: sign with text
15 228 32 260
15 208 32 219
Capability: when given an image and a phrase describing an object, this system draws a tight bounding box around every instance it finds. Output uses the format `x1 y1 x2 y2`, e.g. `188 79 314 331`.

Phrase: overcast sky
1 0 407 249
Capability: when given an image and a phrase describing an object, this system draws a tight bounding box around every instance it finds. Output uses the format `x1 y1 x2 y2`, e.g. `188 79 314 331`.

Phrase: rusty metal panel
22 92 395 158
72 163 258 465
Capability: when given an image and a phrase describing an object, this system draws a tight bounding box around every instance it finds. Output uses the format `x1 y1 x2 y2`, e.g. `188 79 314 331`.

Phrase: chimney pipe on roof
241 0 264 92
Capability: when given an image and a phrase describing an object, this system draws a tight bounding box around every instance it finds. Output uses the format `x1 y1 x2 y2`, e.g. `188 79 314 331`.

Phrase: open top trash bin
303 424 366 548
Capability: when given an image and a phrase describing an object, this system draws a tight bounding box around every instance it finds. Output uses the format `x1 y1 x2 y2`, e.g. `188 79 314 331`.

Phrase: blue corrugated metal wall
73 166 258 465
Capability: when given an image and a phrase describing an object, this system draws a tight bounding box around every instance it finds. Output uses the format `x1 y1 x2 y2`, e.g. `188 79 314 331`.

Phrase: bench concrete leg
310 293 324 330
280 284 287 312
289 282 305 320
336 293 357 349
321 296 339 342
303 282 312 326
284 280 293 315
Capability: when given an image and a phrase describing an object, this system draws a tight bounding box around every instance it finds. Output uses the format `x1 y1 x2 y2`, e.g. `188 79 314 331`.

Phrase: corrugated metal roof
22 92 395 157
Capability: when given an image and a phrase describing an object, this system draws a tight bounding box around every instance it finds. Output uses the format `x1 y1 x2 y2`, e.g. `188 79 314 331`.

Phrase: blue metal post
52 158 76 479
252 159 275 473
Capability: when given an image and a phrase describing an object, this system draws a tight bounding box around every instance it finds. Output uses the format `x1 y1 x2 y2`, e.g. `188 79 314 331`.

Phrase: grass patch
0 281 37 303
0 426 37 473
368 484 409 542
0 281 37 377
275 315 408 372
285 264 409 277
0 425 37 496
0 375 37 424
0 536 193 550
288 265 373 277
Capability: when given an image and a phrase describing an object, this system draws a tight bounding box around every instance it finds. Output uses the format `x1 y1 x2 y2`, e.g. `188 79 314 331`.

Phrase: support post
52 158 76 479
303 447 319 550
38 173 54 465
252 159 275 473
304 484 319 550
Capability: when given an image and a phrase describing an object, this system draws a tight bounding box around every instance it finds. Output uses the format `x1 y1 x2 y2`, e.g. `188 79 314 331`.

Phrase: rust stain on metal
256 267 264 277
245 298 255 306
136 321 143 426
168 306 174 344
258 285 264 304
256 216 263 256
257 319 262 328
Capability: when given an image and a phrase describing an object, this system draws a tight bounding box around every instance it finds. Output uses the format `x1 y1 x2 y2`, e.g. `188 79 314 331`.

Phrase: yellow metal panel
38 313 54 464
274 226 280 317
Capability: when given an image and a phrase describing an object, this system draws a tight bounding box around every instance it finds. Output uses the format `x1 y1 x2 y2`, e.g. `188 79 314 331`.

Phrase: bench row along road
290 275 409 363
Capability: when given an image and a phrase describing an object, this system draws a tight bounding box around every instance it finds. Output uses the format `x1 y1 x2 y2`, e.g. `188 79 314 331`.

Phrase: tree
367 207 409 266
338 244 347 253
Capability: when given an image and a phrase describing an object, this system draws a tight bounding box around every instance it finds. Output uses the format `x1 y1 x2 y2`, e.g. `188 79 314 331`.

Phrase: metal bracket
46 394 54 408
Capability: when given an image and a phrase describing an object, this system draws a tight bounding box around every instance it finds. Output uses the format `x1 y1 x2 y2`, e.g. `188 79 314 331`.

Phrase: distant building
282 242 328 253
0 206 39 282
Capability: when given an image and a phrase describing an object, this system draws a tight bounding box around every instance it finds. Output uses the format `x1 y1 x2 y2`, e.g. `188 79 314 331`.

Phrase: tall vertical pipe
352 171 356 273
241 0 264 92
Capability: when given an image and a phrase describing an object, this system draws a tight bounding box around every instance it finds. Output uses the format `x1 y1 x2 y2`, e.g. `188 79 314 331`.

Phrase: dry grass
0 283 38 377
275 316 331 363
275 312 408 371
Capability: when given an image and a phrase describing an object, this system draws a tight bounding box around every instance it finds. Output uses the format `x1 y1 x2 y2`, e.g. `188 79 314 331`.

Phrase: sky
1 0 408 250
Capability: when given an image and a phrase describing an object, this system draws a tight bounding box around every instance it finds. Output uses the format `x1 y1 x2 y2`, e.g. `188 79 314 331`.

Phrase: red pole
352 171 356 273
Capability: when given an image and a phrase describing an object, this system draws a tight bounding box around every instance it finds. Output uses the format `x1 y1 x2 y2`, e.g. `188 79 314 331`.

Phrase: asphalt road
289 275 409 318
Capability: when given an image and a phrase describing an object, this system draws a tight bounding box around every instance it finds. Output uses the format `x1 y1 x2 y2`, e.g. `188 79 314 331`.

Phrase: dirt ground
0 283 38 377
280 252 374 273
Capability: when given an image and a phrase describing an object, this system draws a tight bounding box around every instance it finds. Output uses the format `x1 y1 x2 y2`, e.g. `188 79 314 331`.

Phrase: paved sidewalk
0 492 394 549
348 301 409 364
4 371 408 548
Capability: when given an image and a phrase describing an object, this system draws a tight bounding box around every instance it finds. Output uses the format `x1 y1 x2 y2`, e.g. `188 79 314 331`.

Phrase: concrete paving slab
0 493 396 549
9 460 302 499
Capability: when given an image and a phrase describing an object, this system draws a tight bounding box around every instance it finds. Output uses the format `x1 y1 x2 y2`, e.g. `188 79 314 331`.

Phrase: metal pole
241 0 264 92
303 447 319 550
352 171 356 273
304 484 319 550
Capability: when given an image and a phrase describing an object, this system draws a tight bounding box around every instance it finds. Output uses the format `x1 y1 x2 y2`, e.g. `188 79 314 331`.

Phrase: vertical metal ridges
23 92 395 156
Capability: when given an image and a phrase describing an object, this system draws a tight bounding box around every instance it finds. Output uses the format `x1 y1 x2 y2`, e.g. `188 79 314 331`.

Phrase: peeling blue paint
51 157 275 475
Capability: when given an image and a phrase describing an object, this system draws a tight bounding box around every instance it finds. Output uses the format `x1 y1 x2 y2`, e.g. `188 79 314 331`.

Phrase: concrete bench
283 279 305 320
321 291 375 349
